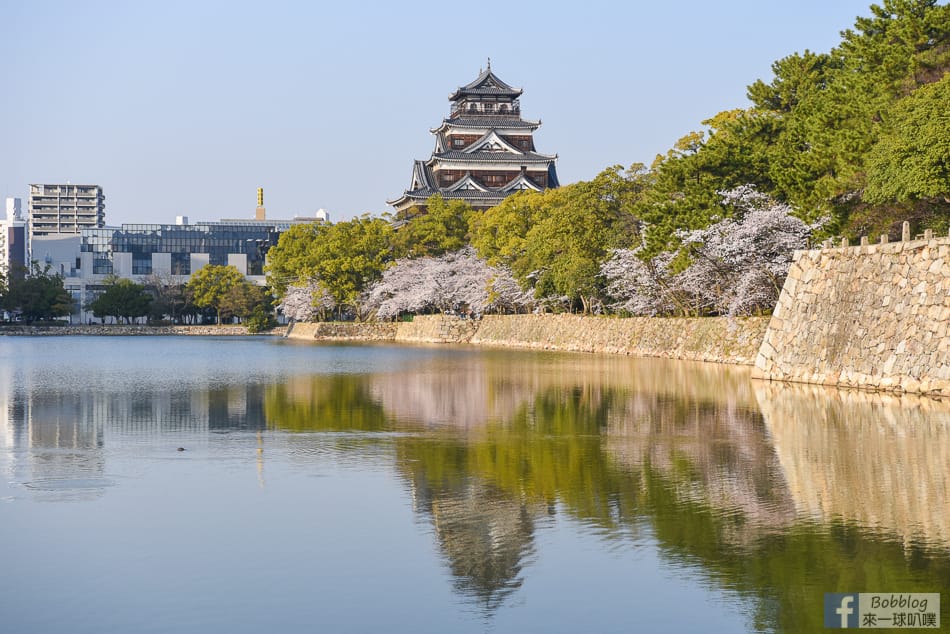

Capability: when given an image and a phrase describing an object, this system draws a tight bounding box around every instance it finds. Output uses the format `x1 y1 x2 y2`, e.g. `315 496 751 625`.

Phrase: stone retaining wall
287 321 397 341
287 315 478 344
396 315 479 343
471 314 769 364
287 314 770 365
754 235 950 395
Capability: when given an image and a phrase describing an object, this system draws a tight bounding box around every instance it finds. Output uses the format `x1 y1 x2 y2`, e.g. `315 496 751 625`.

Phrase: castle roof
449 66 523 101
387 162 556 209
432 116 540 133
430 150 556 164
389 65 558 212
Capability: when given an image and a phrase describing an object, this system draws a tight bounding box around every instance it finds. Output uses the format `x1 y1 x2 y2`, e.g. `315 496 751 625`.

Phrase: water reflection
2 341 948 632
408 469 545 611
257 352 950 626
756 382 950 550
1 380 271 501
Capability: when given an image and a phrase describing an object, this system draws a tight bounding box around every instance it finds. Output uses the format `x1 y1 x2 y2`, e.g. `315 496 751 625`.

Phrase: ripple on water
24 477 116 491
22 477 116 502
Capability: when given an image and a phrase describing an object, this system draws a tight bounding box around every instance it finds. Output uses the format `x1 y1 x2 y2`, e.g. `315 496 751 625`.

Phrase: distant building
64 217 314 323
36 187 328 323
5 197 22 219
0 198 27 279
79 220 290 281
28 183 105 238
388 63 559 214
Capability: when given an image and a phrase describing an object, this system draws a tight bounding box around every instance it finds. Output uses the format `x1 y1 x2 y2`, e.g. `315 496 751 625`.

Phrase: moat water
1 336 947 633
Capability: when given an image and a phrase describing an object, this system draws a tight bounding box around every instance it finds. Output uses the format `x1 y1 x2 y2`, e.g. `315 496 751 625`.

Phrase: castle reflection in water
2 349 948 625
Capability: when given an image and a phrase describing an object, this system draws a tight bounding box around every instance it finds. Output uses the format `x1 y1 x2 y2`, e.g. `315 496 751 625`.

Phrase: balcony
450 102 521 118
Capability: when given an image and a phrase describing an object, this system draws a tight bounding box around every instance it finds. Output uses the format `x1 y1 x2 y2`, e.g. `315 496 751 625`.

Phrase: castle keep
388 63 559 213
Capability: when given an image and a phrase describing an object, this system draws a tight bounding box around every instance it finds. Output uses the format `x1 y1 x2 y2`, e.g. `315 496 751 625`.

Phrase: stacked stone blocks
754 226 950 395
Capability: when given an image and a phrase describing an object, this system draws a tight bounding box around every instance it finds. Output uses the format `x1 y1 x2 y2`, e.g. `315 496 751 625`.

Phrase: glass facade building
79 221 291 278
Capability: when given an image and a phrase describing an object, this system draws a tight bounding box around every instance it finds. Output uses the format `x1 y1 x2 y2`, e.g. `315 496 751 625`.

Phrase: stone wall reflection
755 382 950 549
369 352 760 427
604 393 798 543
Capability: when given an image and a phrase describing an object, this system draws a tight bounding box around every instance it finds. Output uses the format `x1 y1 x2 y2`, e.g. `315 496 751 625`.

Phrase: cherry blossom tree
602 186 821 316
676 186 821 315
364 247 532 319
277 278 335 322
601 247 681 316
485 268 535 314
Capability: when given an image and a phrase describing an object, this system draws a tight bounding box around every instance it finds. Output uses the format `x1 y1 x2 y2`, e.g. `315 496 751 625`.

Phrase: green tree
392 194 473 258
265 216 393 318
88 276 153 324
262 222 324 298
636 111 779 257
472 166 647 312
186 264 245 324
864 74 950 204
315 215 393 317
756 0 950 227
219 280 272 323
244 304 277 333
470 190 548 268
2 263 73 323
747 50 836 113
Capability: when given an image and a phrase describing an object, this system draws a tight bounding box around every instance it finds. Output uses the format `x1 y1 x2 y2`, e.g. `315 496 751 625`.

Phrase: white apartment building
28 183 105 243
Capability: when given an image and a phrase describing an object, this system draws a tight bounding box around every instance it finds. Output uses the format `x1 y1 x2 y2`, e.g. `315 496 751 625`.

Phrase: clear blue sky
1 0 876 224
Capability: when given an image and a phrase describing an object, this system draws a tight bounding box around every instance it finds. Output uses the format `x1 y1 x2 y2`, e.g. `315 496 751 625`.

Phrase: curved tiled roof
433 116 540 132
403 188 510 202
431 150 556 163
449 68 522 101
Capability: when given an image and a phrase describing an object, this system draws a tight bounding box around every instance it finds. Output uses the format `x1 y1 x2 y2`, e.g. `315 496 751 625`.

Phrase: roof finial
487 57 491 70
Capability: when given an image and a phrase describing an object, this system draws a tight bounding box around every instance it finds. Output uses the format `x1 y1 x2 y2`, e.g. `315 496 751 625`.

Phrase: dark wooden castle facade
388 64 559 213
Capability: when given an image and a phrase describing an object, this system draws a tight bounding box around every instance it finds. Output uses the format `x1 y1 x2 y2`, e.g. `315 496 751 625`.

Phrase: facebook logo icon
825 593 859 628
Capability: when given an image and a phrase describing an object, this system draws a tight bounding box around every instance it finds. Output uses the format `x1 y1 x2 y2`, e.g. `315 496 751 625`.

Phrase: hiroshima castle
388 63 560 213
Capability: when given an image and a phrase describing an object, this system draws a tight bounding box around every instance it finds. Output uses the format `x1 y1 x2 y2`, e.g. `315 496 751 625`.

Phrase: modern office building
25 186 324 323
78 220 290 280
62 216 317 323
0 197 27 279
28 184 105 243
388 64 559 214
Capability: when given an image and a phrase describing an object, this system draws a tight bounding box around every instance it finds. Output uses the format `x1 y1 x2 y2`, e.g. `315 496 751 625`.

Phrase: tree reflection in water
261 351 950 627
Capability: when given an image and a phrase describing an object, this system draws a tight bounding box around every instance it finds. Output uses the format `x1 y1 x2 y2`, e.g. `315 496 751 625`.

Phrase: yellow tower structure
255 187 266 220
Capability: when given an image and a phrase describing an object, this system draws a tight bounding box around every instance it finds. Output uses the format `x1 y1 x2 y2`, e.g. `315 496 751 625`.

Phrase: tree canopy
187 264 246 324
266 215 393 318
392 195 473 259
88 276 152 324
471 166 646 313
1 263 73 323
864 74 950 203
